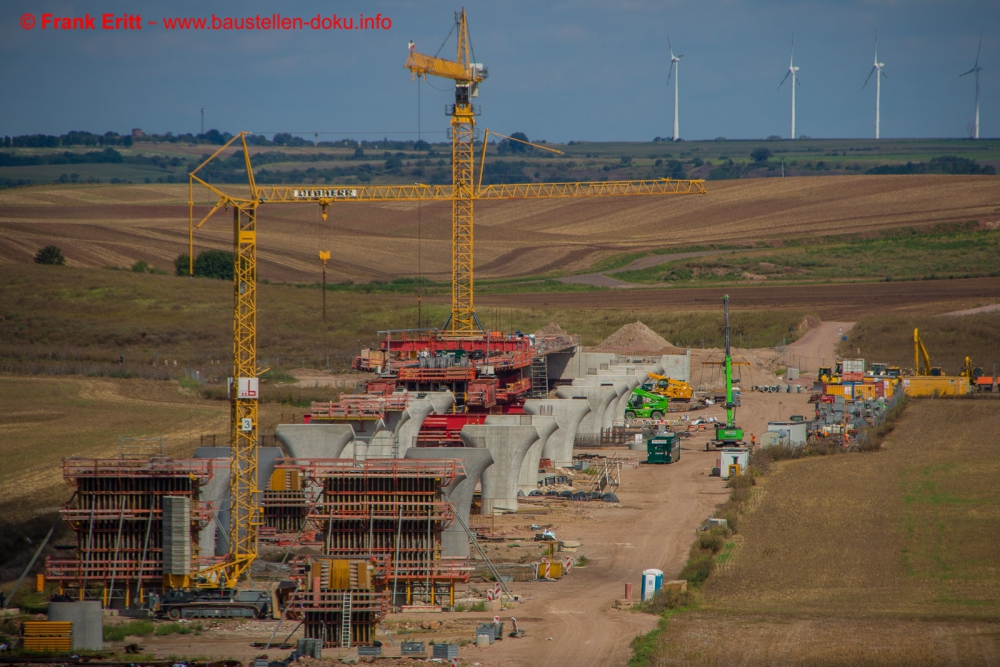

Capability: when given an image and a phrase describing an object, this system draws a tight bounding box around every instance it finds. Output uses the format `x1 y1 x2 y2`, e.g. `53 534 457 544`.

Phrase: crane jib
292 188 359 199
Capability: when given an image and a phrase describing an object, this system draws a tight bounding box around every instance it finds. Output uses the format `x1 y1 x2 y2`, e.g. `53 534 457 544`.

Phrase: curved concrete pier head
404 447 494 557
524 398 592 467
460 424 537 515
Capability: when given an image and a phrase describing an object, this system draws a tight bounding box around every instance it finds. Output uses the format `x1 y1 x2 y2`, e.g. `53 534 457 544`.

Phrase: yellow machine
912 328 942 376
644 374 693 401
186 9 708 586
818 366 838 384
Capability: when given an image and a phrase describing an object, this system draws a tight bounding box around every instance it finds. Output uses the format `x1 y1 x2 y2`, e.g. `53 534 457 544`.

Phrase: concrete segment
404 448 494 558
194 446 282 557
523 398 592 467
274 424 355 458
483 415 558 493
558 383 617 436
460 424 538 515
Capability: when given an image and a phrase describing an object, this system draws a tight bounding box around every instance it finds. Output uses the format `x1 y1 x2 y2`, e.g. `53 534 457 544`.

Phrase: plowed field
1 175 997 283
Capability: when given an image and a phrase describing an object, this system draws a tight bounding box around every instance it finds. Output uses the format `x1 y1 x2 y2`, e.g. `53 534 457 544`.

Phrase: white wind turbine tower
960 36 983 139
778 37 800 139
863 30 887 139
666 36 683 141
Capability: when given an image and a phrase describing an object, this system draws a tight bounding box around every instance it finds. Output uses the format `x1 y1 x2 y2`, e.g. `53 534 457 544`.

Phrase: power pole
319 251 330 324
200 107 205 135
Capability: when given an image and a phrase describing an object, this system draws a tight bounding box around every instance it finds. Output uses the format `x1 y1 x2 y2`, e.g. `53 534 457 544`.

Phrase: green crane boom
715 294 744 446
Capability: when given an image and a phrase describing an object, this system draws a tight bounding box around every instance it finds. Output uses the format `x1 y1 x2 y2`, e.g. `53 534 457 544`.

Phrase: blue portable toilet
641 568 664 602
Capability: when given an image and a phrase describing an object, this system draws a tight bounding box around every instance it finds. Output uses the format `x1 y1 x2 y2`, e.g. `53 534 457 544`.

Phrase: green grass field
0 264 811 380
607 222 1000 286
648 399 1000 665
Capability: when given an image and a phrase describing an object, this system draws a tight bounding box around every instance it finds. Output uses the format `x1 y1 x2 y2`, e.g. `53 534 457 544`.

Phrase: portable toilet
646 432 680 464
719 448 749 480
641 568 664 602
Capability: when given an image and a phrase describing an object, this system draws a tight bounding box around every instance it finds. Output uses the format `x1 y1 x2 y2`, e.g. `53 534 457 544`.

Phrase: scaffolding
274 458 472 647
45 458 219 606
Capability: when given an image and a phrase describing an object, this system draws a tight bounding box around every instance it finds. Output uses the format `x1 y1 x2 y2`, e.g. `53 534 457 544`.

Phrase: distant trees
866 156 995 175
497 132 530 155
174 250 234 279
34 245 66 265
751 147 773 163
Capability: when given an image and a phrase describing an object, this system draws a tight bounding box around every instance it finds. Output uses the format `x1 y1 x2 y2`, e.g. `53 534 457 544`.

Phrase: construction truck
642 374 693 401
624 388 670 421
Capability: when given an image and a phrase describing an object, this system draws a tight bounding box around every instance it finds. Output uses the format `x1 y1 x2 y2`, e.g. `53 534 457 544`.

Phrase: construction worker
750 433 756 447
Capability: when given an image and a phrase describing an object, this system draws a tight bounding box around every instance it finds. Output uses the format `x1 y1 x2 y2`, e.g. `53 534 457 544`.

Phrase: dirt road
557 250 738 288
485 445 729 667
778 321 855 376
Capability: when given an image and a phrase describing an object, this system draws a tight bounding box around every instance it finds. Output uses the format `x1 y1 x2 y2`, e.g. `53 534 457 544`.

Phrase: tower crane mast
406 9 486 334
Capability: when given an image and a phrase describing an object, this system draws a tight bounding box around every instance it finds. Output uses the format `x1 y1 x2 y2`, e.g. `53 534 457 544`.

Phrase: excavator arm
913 328 931 376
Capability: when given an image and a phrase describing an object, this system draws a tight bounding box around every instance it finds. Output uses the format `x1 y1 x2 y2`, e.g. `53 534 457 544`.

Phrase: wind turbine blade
975 35 982 68
677 54 685 59
667 35 674 59
863 66 876 89
960 67 976 77
666 60 673 87
779 70 791 89
880 68 887 79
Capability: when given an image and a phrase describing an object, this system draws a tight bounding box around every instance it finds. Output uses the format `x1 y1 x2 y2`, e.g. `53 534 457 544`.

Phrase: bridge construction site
10 8 993 667
11 8 709 660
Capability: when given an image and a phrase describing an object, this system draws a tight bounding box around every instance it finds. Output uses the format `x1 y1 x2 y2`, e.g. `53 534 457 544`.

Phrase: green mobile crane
714 295 745 446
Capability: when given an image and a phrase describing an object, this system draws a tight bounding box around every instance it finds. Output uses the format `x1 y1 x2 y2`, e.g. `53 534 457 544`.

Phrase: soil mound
594 321 676 352
535 322 569 337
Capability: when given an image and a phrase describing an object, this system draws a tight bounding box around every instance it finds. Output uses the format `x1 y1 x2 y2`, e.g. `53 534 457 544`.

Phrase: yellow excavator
913 328 943 376
642 373 693 401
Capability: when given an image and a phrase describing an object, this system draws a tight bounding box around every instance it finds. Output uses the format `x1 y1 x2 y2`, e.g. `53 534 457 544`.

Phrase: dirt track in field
1 174 998 283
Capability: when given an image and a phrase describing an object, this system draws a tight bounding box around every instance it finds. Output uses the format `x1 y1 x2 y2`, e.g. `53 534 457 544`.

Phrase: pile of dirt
535 322 569 337
594 321 676 352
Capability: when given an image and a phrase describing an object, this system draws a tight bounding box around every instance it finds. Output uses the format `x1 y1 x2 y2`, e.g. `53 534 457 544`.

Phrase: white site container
719 448 749 479
767 421 808 446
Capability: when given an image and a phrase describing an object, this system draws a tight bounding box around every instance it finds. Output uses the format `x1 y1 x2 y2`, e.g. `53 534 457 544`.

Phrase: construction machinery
184 7 708 593
642 374 693 401
913 328 942 376
624 388 670 421
714 295 745 447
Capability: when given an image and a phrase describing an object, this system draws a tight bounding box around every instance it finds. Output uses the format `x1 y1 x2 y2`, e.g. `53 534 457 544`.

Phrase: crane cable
416 76 423 329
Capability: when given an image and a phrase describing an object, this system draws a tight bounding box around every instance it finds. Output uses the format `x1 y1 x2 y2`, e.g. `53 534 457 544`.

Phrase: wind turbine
778 36 800 139
666 36 683 141
960 36 983 139
862 30 887 139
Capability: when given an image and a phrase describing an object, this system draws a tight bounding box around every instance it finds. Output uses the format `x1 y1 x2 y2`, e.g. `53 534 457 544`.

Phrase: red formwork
45 458 217 603
309 394 410 421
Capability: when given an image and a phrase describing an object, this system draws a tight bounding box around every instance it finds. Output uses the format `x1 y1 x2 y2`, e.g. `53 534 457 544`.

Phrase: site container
824 383 855 400
842 359 866 374
766 421 807 446
719 448 749 479
853 384 876 401
902 376 970 397
641 569 664 602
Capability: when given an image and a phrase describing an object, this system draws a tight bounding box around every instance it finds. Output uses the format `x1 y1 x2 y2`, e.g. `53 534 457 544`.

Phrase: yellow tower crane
186 7 708 586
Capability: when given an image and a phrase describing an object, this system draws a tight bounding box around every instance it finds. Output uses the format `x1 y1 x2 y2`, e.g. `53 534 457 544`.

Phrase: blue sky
2 0 997 141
